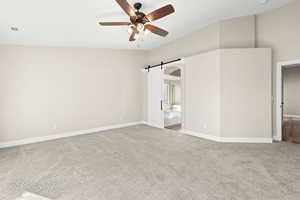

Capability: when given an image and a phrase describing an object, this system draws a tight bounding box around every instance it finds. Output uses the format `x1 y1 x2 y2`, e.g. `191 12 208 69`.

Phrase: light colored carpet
0 125 300 200
16 192 51 200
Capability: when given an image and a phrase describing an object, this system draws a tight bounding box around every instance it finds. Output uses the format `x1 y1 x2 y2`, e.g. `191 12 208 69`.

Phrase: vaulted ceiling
0 0 294 50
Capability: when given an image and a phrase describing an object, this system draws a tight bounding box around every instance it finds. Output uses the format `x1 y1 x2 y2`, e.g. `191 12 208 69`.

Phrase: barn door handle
160 100 163 111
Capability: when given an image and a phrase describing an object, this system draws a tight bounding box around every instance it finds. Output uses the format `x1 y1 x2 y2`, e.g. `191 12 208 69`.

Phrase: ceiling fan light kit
99 0 175 42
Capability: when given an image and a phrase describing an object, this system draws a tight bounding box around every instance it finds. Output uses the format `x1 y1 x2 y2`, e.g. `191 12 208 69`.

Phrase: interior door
147 67 164 128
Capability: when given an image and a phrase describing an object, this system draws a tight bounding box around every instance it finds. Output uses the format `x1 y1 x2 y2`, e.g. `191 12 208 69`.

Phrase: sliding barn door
147 67 164 128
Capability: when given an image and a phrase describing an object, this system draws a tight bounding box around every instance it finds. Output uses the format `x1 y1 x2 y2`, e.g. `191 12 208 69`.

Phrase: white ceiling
0 0 294 50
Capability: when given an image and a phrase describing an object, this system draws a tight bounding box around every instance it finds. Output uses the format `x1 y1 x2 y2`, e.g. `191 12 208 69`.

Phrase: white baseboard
183 130 220 141
183 130 273 143
273 135 282 142
0 121 146 149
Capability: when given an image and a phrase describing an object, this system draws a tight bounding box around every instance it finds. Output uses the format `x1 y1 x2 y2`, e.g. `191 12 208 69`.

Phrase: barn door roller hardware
145 58 181 72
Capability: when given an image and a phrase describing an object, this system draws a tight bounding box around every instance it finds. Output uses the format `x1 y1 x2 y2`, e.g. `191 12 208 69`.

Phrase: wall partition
183 48 272 143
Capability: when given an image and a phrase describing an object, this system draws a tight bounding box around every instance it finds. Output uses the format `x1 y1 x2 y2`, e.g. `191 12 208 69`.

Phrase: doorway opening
282 65 300 143
276 59 300 143
163 66 182 131
147 59 184 130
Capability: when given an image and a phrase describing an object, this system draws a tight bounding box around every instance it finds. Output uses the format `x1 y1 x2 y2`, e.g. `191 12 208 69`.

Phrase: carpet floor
0 125 300 200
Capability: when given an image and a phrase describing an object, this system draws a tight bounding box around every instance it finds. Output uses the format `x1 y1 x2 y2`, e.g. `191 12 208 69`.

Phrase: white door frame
276 59 300 141
162 59 185 130
147 59 185 130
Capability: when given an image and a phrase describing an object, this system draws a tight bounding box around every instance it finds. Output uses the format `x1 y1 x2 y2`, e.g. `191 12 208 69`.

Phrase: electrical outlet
53 124 57 130
203 124 207 129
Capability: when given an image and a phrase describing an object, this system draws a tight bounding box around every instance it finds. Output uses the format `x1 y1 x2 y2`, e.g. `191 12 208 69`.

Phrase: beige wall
147 23 220 65
256 0 300 134
184 51 220 137
219 16 255 48
183 49 272 139
283 67 300 116
0 45 147 142
256 0 300 62
148 15 256 65
220 48 272 138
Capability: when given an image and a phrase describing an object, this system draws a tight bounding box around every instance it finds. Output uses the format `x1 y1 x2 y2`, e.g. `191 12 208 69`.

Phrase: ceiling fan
99 0 175 41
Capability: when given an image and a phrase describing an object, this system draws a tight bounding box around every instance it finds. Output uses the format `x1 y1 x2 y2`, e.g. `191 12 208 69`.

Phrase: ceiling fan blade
99 22 131 26
145 4 175 22
129 27 139 41
115 0 137 17
145 24 168 37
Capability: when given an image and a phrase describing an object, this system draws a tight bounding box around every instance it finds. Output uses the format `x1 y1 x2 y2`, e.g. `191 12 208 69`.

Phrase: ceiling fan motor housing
130 12 147 24
134 2 142 10
130 3 148 25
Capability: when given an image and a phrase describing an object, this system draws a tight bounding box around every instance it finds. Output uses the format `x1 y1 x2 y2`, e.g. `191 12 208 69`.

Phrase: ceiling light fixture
144 29 150 35
136 23 144 32
128 25 134 34
134 33 140 40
